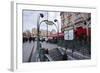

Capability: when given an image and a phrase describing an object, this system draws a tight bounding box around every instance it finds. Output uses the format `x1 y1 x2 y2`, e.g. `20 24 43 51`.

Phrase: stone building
60 12 91 40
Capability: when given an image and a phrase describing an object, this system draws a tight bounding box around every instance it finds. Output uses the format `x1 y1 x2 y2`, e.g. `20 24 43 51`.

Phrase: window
64 29 74 40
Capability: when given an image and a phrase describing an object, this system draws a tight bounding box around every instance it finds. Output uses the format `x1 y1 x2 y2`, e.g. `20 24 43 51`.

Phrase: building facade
32 28 51 38
60 12 91 40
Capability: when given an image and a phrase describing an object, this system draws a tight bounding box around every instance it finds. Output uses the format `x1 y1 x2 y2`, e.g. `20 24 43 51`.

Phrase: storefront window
64 29 74 40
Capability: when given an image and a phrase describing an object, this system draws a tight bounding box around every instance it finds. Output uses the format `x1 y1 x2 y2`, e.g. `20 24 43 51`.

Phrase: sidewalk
23 41 34 62
24 41 91 62
31 41 38 62
66 49 91 60
56 46 90 60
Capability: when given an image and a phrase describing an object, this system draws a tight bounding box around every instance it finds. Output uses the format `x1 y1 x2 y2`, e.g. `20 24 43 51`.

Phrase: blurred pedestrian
45 48 48 54
62 52 68 60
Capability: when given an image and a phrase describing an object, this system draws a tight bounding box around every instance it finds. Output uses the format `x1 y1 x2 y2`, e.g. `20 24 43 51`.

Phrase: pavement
66 49 90 60
23 41 91 62
22 41 34 62
31 41 39 62
41 42 58 50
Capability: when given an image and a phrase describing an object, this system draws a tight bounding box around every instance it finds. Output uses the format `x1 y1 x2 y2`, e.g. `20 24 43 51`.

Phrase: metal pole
57 21 59 40
36 14 40 61
54 19 59 44
47 12 48 39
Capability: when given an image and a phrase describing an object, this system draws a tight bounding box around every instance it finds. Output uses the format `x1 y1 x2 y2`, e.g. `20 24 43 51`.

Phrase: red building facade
60 12 91 41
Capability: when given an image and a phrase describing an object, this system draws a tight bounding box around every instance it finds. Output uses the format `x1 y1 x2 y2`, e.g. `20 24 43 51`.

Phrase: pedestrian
62 52 68 60
45 48 48 54
39 42 42 49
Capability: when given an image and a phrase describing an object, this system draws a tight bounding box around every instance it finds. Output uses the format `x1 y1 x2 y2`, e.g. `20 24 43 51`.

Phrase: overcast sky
22 10 61 33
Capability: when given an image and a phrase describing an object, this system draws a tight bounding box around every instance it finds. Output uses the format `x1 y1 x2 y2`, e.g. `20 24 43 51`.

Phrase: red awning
58 32 64 37
48 32 64 38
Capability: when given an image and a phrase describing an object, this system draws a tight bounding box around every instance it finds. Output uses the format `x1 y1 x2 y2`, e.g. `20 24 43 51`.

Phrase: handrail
57 47 66 55
44 54 53 61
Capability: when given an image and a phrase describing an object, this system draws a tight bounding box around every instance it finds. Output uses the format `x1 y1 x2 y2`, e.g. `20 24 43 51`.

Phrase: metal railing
44 54 53 61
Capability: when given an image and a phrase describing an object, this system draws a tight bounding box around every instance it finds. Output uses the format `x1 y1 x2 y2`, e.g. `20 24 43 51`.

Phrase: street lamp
54 19 58 22
41 19 59 44
36 13 44 61
40 13 44 18
37 16 59 61
54 19 59 43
